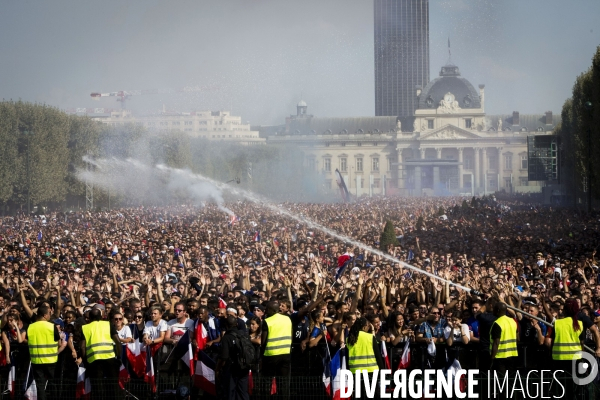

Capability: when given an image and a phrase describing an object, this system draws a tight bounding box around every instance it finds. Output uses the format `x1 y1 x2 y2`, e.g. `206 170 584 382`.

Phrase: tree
379 220 398 251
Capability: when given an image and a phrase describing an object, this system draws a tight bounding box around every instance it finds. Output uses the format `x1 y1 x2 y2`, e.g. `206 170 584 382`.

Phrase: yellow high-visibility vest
82 321 116 363
348 331 379 373
28 321 58 364
490 315 518 358
552 317 582 360
264 313 292 356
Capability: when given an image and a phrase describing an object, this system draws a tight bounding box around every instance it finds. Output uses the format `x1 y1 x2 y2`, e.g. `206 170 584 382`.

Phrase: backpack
230 331 254 371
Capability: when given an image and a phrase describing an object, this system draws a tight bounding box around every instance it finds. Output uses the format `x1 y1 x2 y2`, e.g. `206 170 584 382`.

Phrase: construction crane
90 85 217 109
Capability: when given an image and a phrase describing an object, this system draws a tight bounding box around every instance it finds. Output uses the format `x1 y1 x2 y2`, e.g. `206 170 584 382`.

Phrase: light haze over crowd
1 0 599 125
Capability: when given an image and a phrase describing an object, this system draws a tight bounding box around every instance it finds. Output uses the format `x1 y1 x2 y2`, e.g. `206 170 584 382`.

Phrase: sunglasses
135 315 143 319
432 312 441 315
175 309 185 313
114 318 123 321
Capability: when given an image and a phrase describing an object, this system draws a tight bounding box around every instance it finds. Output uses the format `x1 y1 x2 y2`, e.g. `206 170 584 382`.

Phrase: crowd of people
1 195 600 399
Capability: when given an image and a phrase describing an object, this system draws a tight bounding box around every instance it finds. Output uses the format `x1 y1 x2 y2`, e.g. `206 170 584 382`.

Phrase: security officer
28 305 60 400
551 299 600 395
261 302 292 398
346 317 382 400
490 302 518 375
81 308 121 400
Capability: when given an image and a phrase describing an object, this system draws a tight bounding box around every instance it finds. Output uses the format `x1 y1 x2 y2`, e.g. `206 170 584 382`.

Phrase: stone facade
267 66 558 197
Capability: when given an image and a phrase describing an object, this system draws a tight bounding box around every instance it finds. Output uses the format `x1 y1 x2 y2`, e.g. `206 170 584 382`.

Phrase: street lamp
21 130 34 214
585 101 593 212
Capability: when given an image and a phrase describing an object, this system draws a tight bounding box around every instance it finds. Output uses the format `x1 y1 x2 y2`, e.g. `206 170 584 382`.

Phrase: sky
1 0 599 126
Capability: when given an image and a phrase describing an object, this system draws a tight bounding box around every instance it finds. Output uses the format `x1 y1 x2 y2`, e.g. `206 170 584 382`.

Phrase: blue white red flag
168 330 195 376
126 324 145 378
7 360 15 399
193 351 216 395
397 340 411 369
76 365 91 399
330 349 350 400
381 340 390 369
145 347 156 393
229 214 239 225
24 362 37 400
254 231 260 242
334 253 353 281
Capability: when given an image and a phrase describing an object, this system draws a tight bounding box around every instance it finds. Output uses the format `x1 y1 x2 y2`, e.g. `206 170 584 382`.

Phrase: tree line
555 45 600 206
0 101 325 214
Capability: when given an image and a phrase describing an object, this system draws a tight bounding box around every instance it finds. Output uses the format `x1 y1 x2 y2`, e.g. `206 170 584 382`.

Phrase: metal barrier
0 343 597 399
0 374 596 400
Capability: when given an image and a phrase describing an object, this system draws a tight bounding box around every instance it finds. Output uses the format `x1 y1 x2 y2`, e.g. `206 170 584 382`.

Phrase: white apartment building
74 109 264 145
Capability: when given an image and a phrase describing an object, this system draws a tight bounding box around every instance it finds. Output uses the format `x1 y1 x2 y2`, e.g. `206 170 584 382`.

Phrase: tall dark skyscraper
374 0 430 117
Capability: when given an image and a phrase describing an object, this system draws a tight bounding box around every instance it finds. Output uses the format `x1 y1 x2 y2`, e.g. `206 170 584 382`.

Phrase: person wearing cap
261 301 293 398
27 305 60 400
81 308 121 400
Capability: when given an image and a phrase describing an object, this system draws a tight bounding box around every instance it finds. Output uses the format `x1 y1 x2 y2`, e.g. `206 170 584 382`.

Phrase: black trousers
87 358 119 400
219 369 250 400
31 363 56 400
262 355 291 400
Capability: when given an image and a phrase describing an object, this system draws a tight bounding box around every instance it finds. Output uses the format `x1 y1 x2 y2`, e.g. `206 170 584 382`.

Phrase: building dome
418 64 481 110
297 100 307 107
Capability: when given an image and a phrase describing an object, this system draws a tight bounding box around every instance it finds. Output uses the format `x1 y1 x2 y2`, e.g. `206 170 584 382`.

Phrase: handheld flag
168 330 195 376
381 340 390 369
254 231 260 242
195 320 208 357
331 349 350 400
334 253 353 281
126 324 145 377
398 340 411 369
37 230 43 241
76 365 91 399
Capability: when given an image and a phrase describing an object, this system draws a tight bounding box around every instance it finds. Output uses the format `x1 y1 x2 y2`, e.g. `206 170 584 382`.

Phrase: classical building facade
267 63 559 197
69 108 264 145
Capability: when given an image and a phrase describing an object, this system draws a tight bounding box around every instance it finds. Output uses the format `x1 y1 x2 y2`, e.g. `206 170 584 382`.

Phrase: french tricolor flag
381 340 390 369
330 349 350 400
169 330 195 376
76 365 91 399
119 360 130 390
7 361 15 399
195 320 208 356
23 362 37 400
254 231 260 242
334 253 353 281
145 347 156 393
229 214 239 225
194 351 216 396
397 340 411 370
126 324 145 378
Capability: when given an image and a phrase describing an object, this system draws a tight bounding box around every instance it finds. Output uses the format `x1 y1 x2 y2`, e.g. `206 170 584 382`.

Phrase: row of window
317 157 388 173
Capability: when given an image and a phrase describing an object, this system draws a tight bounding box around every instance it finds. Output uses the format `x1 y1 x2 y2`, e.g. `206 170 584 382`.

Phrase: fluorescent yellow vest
82 321 115 363
348 331 379 373
490 315 518 358
28 321 58 364
552 317 582 360
264 313 292 356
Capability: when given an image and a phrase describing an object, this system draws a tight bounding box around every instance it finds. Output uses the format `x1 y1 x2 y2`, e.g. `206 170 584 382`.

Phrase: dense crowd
1 196 600 398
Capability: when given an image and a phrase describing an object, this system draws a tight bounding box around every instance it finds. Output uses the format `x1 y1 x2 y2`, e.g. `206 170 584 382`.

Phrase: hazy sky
1 0 599 125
